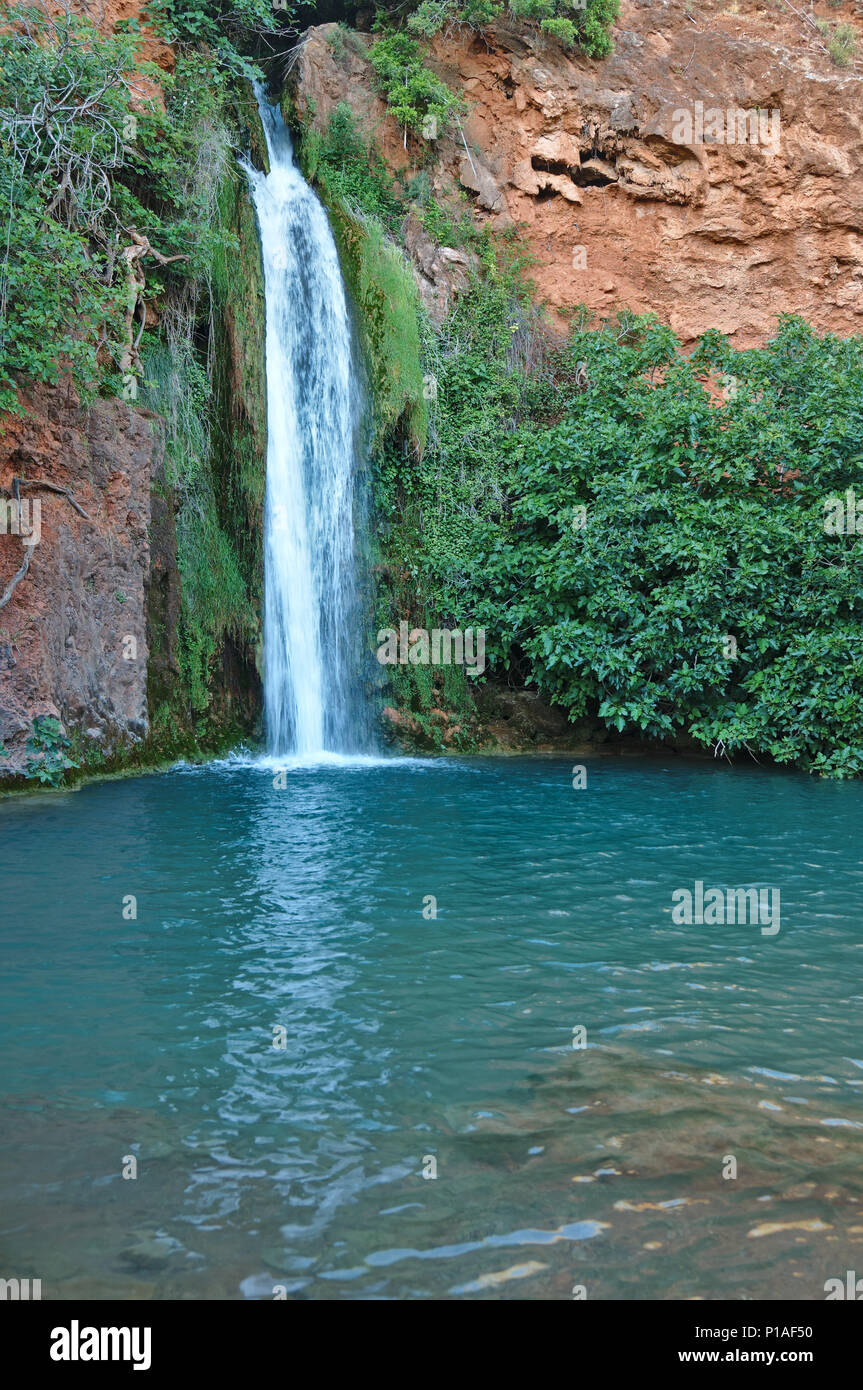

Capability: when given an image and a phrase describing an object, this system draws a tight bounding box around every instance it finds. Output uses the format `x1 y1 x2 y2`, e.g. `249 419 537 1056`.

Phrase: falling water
244 89 372 757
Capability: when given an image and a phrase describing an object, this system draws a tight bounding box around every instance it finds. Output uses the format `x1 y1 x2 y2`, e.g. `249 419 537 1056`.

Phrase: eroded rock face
0 386 164 773
404 216 476 321
294 6 863 346
292 25 403 166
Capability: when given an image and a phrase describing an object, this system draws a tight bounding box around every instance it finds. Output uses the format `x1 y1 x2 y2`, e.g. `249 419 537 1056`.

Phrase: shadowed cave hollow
531 153 619 188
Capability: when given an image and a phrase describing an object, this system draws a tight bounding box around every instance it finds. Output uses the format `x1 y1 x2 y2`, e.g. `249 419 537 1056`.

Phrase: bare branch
0 542 35 611
13 477 90 519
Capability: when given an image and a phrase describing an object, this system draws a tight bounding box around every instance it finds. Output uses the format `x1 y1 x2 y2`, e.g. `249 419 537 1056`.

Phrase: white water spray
244 90 372 757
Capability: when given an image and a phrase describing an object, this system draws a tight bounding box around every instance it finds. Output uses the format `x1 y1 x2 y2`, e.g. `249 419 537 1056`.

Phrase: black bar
8 1298 857 1376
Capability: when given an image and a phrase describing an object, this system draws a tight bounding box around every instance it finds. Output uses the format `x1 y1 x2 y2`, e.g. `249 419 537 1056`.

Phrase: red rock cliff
295 4 863 346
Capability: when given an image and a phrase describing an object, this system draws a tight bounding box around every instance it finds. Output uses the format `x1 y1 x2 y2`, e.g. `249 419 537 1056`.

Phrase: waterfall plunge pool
1 753 862 1300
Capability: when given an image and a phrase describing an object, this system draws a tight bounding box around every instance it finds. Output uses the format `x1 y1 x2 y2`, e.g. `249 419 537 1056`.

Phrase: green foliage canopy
0 4 236 413
449 314 863 775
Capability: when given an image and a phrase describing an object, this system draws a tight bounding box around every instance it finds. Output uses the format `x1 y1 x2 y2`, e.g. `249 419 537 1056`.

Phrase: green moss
297 104 426 451
210 156 268 628
232 77 270 172
331 206 428 451
138 80 267 759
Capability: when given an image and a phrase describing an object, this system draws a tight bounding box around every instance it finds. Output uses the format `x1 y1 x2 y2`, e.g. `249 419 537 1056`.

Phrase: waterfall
244 90 373 759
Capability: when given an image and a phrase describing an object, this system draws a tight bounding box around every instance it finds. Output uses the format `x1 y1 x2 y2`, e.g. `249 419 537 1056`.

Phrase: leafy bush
0 6 234 414
145 0 277 77
303 103 404 231
827 21 857 66
369 33 463 137
0 6 139 411
362 221 863 774
406 0 619 58
539 16 576 48
447 314 863 775
24 716 79 787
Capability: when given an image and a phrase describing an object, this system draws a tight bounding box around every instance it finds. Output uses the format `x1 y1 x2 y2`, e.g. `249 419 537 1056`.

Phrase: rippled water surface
2 754 862 1299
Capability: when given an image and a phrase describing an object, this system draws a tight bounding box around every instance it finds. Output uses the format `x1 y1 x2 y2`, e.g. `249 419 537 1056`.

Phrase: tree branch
12 477 90 519
0 543 35 611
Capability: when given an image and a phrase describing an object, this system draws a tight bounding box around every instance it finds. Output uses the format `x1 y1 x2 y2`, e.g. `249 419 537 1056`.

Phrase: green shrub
305 104 404 231
454 315 863 775
145 0 277 78
369 33 463 137
0 6 139 411
0 6 236 415
406 0 619 58
24 716 79 787
360 201 863 776
827 21 857 66
540 16 576 47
